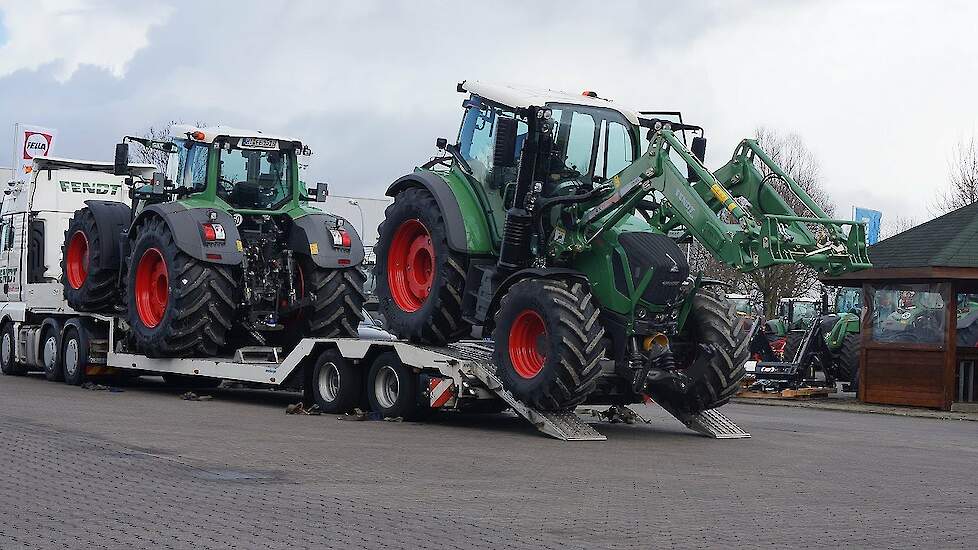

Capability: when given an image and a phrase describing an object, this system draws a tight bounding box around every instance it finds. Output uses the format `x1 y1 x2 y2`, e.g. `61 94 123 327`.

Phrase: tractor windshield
217 146 293 210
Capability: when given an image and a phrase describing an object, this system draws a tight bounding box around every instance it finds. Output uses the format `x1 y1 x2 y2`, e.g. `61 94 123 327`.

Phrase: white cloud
0 0 170 81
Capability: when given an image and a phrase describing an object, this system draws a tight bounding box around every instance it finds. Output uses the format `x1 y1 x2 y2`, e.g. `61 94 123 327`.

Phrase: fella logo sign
13 123 58 179
23 132 53 160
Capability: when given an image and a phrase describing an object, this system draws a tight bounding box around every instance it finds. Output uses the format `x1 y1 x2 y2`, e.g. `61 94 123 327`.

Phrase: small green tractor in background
62 126 365 357
374 81 870 414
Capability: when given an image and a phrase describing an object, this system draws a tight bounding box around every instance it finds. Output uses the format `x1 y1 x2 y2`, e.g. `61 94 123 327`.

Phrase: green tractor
374 81 870 413
62 126 365 356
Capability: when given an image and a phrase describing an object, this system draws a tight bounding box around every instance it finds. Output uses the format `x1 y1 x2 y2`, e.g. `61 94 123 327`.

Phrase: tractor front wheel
375 187 469 345
125 217 236 357
493 279 605 411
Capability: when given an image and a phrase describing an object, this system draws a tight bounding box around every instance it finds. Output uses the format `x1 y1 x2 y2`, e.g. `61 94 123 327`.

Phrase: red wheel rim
387 219 434 312
66 231 89 289
509 309 548 379
134 248 168 328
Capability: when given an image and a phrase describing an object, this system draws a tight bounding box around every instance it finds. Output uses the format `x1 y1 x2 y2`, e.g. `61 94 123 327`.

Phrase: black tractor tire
374 187 470 345
0 322 26 376
837 333 861 390
659 287 748 413
366 351 427 420
782 332 805 364
62 208 121 312
492 278 606 411
310 348 363 414
40 323 64 382
270 257 366 348
125 216 236 357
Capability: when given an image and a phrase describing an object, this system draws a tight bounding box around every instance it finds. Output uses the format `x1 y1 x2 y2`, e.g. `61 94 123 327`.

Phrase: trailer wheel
61 326 88 386
492 278 605 411
41 324 63 382
125 216 236 357
659 287 748 413
375 187 470 345
62 208 122 312
367 352 426 420
0 323 26 376
311 348 362 413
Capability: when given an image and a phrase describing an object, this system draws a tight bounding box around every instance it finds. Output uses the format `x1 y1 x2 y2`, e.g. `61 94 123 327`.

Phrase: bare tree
880 215 918 240
931 135 978 215
129 120 207 171
688 127 832 317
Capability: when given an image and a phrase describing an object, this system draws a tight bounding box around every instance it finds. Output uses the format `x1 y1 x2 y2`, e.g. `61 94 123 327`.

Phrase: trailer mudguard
288 212 365 268
84 200 132 268
130 203 243 265
387 170 491 254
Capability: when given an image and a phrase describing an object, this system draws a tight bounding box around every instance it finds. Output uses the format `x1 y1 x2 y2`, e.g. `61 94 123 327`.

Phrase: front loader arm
571 129 870 276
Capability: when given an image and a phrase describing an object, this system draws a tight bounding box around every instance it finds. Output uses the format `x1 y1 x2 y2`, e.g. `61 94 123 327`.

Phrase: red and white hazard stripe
428 377 455 409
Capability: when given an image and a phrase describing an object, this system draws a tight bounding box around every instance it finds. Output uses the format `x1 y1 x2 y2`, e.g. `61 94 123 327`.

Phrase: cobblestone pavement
0 374 975 549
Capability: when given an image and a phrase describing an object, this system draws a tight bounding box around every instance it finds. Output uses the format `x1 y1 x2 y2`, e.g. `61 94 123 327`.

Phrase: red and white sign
14 124 58 180
428 377 456 409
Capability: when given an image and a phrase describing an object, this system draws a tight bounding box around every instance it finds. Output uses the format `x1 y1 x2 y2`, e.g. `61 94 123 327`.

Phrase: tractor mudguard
287 213 365 268
387 171 483 254
483 267 589 331
130 203 243 265
83 200 131 269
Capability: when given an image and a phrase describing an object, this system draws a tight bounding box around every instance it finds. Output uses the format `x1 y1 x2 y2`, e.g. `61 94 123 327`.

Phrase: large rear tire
493 279 605 411
125 216 236 357
657 287 748 413
62 208 121 312
270 256 365 348
837 333 861 391
375 187 470 345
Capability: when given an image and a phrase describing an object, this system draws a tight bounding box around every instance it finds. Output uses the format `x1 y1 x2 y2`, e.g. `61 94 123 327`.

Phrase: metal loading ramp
438 342 749 441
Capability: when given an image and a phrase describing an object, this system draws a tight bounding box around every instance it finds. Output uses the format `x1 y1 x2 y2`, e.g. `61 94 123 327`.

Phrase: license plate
239 137 278 149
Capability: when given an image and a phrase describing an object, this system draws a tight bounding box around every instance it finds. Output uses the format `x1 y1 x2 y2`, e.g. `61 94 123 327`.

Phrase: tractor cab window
545 105 638 188
217 146 293 210
457 99 527 188
173 141 209 192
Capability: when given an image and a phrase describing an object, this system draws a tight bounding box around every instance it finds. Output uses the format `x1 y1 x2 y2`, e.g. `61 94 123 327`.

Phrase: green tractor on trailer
375 81 871 414
62 126 365 357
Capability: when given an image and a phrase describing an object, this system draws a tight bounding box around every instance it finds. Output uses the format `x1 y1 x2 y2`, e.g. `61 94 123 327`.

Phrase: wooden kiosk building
824 203 978 411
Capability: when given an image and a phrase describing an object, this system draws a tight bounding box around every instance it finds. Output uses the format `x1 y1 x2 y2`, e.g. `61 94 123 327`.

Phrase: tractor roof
171 125 303 146
34 156 157 175
460 80 642 125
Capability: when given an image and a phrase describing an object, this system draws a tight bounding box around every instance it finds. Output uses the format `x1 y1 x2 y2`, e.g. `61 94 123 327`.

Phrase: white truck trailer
0 156 748 441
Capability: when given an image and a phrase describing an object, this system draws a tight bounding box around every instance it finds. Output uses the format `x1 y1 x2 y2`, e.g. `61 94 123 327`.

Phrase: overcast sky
2 0 976 226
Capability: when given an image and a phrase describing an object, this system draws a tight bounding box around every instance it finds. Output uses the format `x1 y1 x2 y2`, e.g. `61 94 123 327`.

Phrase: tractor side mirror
315 182 329 202
687 137 707 182
435 137 448 150
493 118 518 169
113 143 129 176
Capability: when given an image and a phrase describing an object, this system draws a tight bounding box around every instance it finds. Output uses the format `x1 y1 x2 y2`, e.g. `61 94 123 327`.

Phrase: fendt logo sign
23 132 53 160
59 180 123 195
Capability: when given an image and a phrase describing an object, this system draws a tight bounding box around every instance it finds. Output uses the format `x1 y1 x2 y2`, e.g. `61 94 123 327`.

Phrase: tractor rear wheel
62 208 121 312
125 216 236 357
270 255 365 348
375 187 470 345
493 279 605 411
657 287 748 413
837 333 861 390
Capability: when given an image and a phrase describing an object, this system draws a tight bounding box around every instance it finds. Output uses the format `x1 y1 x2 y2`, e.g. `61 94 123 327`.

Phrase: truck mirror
114 143 129 176
492 117 518 168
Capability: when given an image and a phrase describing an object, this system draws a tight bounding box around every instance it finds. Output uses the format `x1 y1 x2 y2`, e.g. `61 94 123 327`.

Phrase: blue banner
854 207 882 245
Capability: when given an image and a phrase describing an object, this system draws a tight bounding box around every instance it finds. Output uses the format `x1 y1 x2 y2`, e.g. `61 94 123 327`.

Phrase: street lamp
348 199 365 239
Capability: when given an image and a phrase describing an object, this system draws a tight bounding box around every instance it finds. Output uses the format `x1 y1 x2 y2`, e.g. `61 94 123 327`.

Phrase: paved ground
0 374 975 549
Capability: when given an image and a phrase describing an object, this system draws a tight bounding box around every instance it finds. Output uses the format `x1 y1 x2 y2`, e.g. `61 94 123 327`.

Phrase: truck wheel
61 326 88 386
366 352 426 420
62 208 121 312
837 333 861 391
664 287 748 413
0 323 26 376
41 324 64 382
492 279 605 411
375 187 470 345
126 217 236 357
311 348 362 413
272 257 366 348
